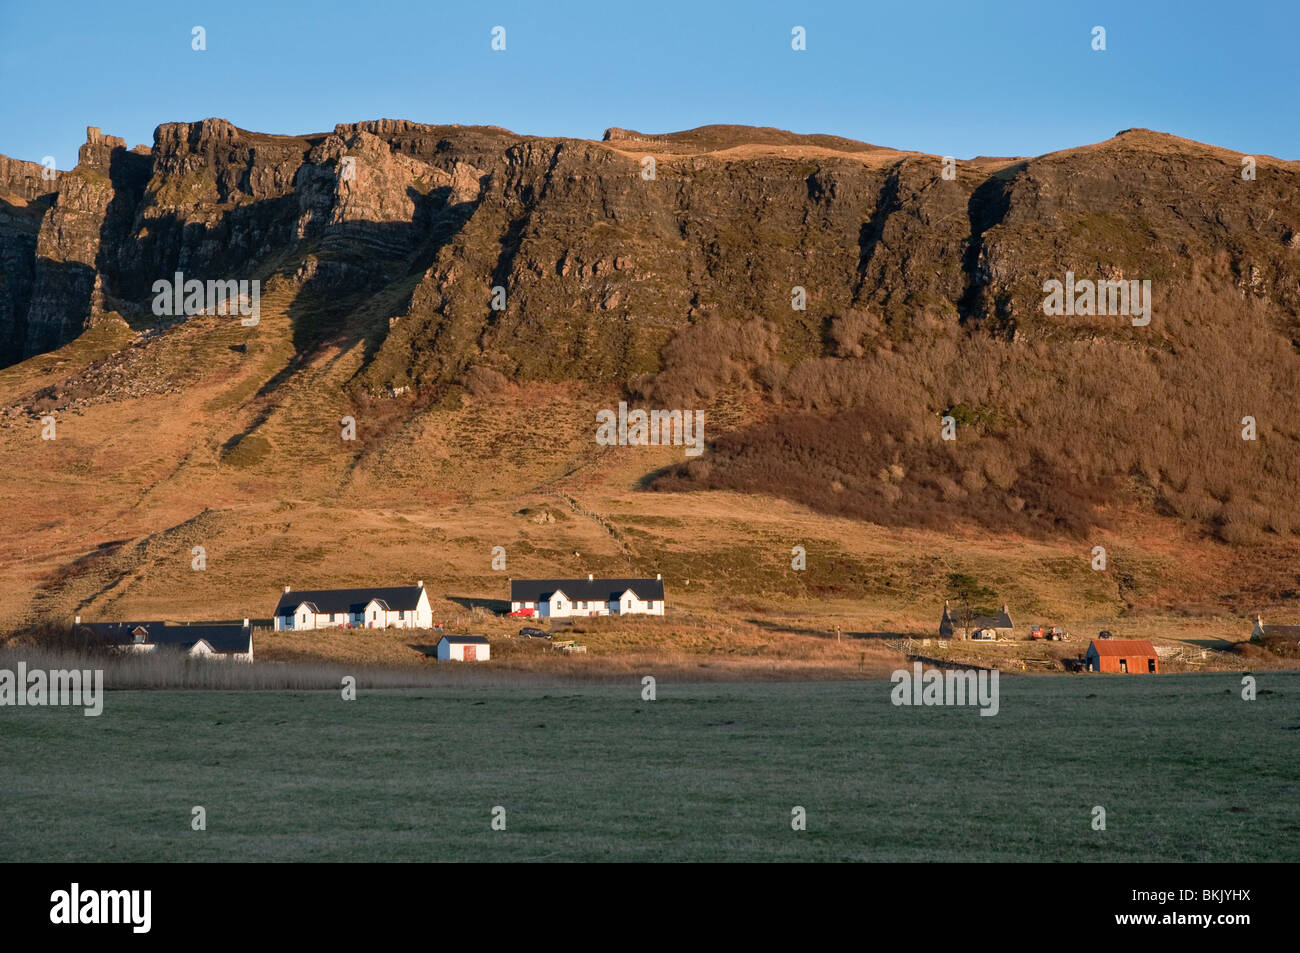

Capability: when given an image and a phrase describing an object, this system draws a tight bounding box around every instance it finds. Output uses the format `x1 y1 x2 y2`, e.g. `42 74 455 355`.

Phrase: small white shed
436 635 490 661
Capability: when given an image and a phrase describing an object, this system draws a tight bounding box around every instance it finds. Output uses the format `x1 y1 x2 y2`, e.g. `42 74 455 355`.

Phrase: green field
2 674 1297 862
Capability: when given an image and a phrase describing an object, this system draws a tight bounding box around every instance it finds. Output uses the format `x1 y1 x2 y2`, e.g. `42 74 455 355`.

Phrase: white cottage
509 575 665 618
273 582 433 631
436 635 490 661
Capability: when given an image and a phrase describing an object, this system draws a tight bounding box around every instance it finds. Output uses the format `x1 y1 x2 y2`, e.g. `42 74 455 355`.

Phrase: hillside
0 119 1298 641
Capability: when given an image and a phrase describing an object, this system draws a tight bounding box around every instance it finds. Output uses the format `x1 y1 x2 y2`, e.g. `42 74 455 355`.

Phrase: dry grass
0 268 1296 676
649 278 1300 544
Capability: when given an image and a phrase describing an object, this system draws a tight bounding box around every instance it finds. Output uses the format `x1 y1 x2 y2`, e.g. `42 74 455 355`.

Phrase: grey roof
940 603 1013 632
439 635 489 644
972 608 1013 630
510 578 664 604
275 585 424 616
1259 624 1300 640
79 621 251 654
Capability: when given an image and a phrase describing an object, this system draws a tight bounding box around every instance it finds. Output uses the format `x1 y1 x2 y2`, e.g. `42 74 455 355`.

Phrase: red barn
1086 639 1159 674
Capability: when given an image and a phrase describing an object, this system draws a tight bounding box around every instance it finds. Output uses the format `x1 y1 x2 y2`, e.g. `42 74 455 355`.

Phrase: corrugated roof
439 635 489 644
1088 639 1157 656
510 578 665 604
275 585 423 615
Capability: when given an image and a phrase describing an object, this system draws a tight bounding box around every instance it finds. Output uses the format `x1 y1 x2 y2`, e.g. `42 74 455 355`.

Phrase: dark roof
971 608 1013 630
439 635 489 644
275 585 424 616
1088 639 1157 657
940 603 1013 631
510 578 664 603
81 621 164 638
79 621 251 654
1259 624 1300 640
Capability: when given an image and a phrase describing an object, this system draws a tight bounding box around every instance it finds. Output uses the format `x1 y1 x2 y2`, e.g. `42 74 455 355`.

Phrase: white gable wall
516 584 665 618
542 590 571 619
614 589 664 615
436 639 490 661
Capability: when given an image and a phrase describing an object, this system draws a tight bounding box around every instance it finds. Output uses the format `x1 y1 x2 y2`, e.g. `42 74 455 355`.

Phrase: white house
509 575 665 618
273 582 433 631
79 619 254 661
436 635 490 661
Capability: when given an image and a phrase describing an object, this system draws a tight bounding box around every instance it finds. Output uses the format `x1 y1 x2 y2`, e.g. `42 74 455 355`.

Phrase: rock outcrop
0 119 1297 393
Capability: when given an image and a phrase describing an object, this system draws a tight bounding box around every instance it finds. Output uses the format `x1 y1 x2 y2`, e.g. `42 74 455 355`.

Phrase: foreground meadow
2 673 1297 862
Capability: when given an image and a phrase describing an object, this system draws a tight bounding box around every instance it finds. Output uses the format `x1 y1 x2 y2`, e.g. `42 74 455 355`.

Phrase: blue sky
2 0 1297 170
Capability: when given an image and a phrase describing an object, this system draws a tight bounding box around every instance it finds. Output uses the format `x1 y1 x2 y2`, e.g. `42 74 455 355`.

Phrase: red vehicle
508 608 535 618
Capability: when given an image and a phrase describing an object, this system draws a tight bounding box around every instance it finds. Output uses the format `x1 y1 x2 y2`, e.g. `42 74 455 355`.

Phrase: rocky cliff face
2 119 1296 381
12 128 151 358
0 155 59 363
0 118 1298 539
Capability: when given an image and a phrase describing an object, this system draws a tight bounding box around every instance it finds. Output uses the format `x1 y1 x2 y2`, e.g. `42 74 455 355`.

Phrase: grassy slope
2 674 1297 862
0 259 1293 671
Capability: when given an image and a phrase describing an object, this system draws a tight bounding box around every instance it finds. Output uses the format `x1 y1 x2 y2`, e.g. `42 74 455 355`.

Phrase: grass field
3 673 1297 862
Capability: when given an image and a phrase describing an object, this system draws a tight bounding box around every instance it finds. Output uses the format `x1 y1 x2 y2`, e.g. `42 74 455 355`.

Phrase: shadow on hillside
956 164 1022 328
446 595 509 614
20 259 98 360
748 619 923 641
853 165 901 297
219 409 274 456
747 618 837 638
1180 637 1237 651
285 185 479 362
636 463 679 489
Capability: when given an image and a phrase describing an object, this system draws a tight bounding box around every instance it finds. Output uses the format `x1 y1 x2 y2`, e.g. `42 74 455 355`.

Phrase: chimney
588 573 593 582
284 585 291 593
656 573 661 580
74 615 81 625
243 618 249 628
418 580 423 589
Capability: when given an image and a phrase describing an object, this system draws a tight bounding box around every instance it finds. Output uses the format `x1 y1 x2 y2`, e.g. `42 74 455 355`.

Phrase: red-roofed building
1086 639 1159 674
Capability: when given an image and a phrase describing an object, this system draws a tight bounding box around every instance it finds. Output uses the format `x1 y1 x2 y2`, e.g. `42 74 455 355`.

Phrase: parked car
518 627 548 639
508 608 536 618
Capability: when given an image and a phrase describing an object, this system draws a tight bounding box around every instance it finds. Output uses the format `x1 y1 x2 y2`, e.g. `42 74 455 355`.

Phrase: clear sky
2 0 1297 170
